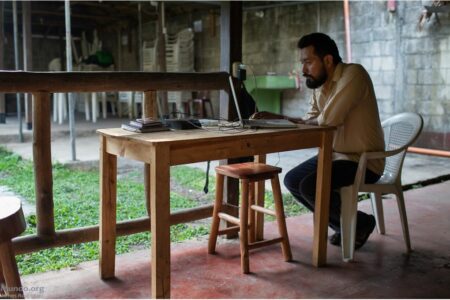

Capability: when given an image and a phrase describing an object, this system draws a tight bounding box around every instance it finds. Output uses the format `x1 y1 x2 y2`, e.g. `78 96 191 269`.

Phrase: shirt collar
331 62 344 83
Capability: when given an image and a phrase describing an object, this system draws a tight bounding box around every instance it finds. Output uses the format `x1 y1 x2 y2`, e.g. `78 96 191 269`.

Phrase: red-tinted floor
21 181 450 298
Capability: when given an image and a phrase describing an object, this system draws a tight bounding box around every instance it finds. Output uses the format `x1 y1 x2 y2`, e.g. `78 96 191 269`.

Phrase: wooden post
32 92 55 238
143 91 158 216
219 1 243 238
22 1 33 130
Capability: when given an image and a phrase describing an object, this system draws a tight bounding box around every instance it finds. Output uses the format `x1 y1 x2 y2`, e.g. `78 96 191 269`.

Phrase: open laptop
228 76 298 129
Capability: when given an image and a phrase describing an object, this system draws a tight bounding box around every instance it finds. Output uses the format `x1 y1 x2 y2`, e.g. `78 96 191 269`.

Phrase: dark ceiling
2 1 219 37
1 1 302 37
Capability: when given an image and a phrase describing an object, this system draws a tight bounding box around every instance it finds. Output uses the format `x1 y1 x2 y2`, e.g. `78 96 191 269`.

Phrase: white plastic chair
340 112 424 262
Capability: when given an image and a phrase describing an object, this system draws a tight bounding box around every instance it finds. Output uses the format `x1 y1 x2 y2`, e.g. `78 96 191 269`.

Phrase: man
252 32 385 249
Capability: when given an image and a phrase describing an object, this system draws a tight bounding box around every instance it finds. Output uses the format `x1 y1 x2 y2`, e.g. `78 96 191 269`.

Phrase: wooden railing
0 71 230 254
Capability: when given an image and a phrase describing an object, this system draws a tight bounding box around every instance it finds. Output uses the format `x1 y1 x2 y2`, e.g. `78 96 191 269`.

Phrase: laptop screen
228 75 245 128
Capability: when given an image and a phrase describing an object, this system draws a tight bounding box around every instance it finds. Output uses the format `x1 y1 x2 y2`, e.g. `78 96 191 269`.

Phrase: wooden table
97 125 334 298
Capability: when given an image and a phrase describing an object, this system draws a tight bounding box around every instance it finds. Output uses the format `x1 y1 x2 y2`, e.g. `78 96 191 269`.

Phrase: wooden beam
13 205 214 255
0 71 229 93
32 92 55 238
219 1 243 238
219 1 242 121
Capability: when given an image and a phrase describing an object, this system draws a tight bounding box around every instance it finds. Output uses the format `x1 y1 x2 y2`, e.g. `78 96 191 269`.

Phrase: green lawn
0 147 306 275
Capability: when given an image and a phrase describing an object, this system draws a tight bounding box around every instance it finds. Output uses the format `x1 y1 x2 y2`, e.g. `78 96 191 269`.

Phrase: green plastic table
244 75 297 114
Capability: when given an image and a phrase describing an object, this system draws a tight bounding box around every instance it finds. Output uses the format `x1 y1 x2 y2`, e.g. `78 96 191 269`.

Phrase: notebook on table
228 76 298 129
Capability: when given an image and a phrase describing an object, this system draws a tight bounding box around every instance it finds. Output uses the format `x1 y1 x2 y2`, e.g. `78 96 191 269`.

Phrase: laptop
228 76 298 129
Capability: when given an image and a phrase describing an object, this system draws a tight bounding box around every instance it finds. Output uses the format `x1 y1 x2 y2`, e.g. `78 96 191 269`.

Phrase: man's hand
250 111 305 124
304 117 318 125
249 111 283 120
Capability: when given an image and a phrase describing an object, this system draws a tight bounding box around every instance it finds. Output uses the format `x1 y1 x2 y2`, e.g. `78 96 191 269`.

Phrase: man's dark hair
297 32 343 65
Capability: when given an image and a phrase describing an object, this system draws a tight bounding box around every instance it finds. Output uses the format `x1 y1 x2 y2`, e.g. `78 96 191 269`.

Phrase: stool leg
240 179 250 274
0 241 24 298
248 182 256 244
271 175 292 261
208 173 224 254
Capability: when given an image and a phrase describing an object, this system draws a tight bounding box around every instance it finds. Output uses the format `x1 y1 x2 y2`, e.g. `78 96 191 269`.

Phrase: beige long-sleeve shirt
305 63 385 175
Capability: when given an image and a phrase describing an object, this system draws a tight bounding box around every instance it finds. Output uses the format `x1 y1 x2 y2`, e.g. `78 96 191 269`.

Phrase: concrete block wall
236 0 450 150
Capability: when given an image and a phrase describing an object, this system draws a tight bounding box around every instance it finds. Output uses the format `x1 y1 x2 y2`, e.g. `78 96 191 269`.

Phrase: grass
0 146 306 275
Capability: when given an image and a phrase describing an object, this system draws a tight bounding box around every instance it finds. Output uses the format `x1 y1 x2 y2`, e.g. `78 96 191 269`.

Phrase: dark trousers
283 156 381 233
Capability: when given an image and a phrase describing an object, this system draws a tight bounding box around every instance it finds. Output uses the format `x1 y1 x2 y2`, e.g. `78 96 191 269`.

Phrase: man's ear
324 54 334 67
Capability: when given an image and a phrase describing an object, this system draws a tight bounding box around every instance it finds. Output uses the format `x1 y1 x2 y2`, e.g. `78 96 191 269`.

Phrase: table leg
254 154 266 241
150 145 171 298
313 130 333 267
99 136 117 279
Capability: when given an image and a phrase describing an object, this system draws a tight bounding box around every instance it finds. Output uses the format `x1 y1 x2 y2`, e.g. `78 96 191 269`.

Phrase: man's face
300 46 327 89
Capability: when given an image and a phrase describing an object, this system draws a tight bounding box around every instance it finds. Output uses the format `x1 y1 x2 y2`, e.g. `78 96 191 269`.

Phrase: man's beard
304 68 327 89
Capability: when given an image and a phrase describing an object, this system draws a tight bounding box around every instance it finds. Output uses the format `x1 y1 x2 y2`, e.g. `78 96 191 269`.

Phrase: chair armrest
363 147 405 160
353 147 405 188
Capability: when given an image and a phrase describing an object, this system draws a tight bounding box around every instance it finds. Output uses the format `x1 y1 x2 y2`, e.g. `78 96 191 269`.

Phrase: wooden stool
0 196 26 299
208 162 292 274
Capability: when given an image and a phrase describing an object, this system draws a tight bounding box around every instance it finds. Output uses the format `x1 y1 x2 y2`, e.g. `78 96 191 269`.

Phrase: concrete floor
21 181 450 298
2 114 450 298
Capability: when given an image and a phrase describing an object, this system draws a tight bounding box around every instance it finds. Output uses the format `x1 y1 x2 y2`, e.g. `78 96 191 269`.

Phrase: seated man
252 32 385 249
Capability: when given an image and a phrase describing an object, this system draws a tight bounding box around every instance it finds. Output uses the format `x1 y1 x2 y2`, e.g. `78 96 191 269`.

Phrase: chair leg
395 189 411 252
91 92 98 123
84 93 91 121
239 179 250 274
52 94 58 123
208 174 225 254
340 185 358 262
370 192 385 234
0 241 23 299
271 175 292 261
206 100 214 118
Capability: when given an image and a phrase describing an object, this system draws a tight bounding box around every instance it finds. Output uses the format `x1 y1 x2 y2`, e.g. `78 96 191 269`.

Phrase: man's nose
302 65 307 75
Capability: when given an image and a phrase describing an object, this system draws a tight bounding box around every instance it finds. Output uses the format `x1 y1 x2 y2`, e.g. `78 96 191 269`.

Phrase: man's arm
250 111 305 124
304 117 318 125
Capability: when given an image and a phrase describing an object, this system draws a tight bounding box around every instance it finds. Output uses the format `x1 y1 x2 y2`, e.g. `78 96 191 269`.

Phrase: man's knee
283 169 300 192
299 175 316 200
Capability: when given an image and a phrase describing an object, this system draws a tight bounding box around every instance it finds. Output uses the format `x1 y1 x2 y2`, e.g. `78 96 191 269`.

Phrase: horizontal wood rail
0 71 230 93
2 71 231 256
13 204 214 255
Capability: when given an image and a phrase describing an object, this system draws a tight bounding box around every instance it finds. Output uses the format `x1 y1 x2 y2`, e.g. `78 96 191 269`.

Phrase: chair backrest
381 112 423 182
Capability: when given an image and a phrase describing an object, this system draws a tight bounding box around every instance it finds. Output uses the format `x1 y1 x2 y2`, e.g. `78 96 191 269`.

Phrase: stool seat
215 162 281 181
0 196 26 298
0 197 26 243
209 162 292 274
